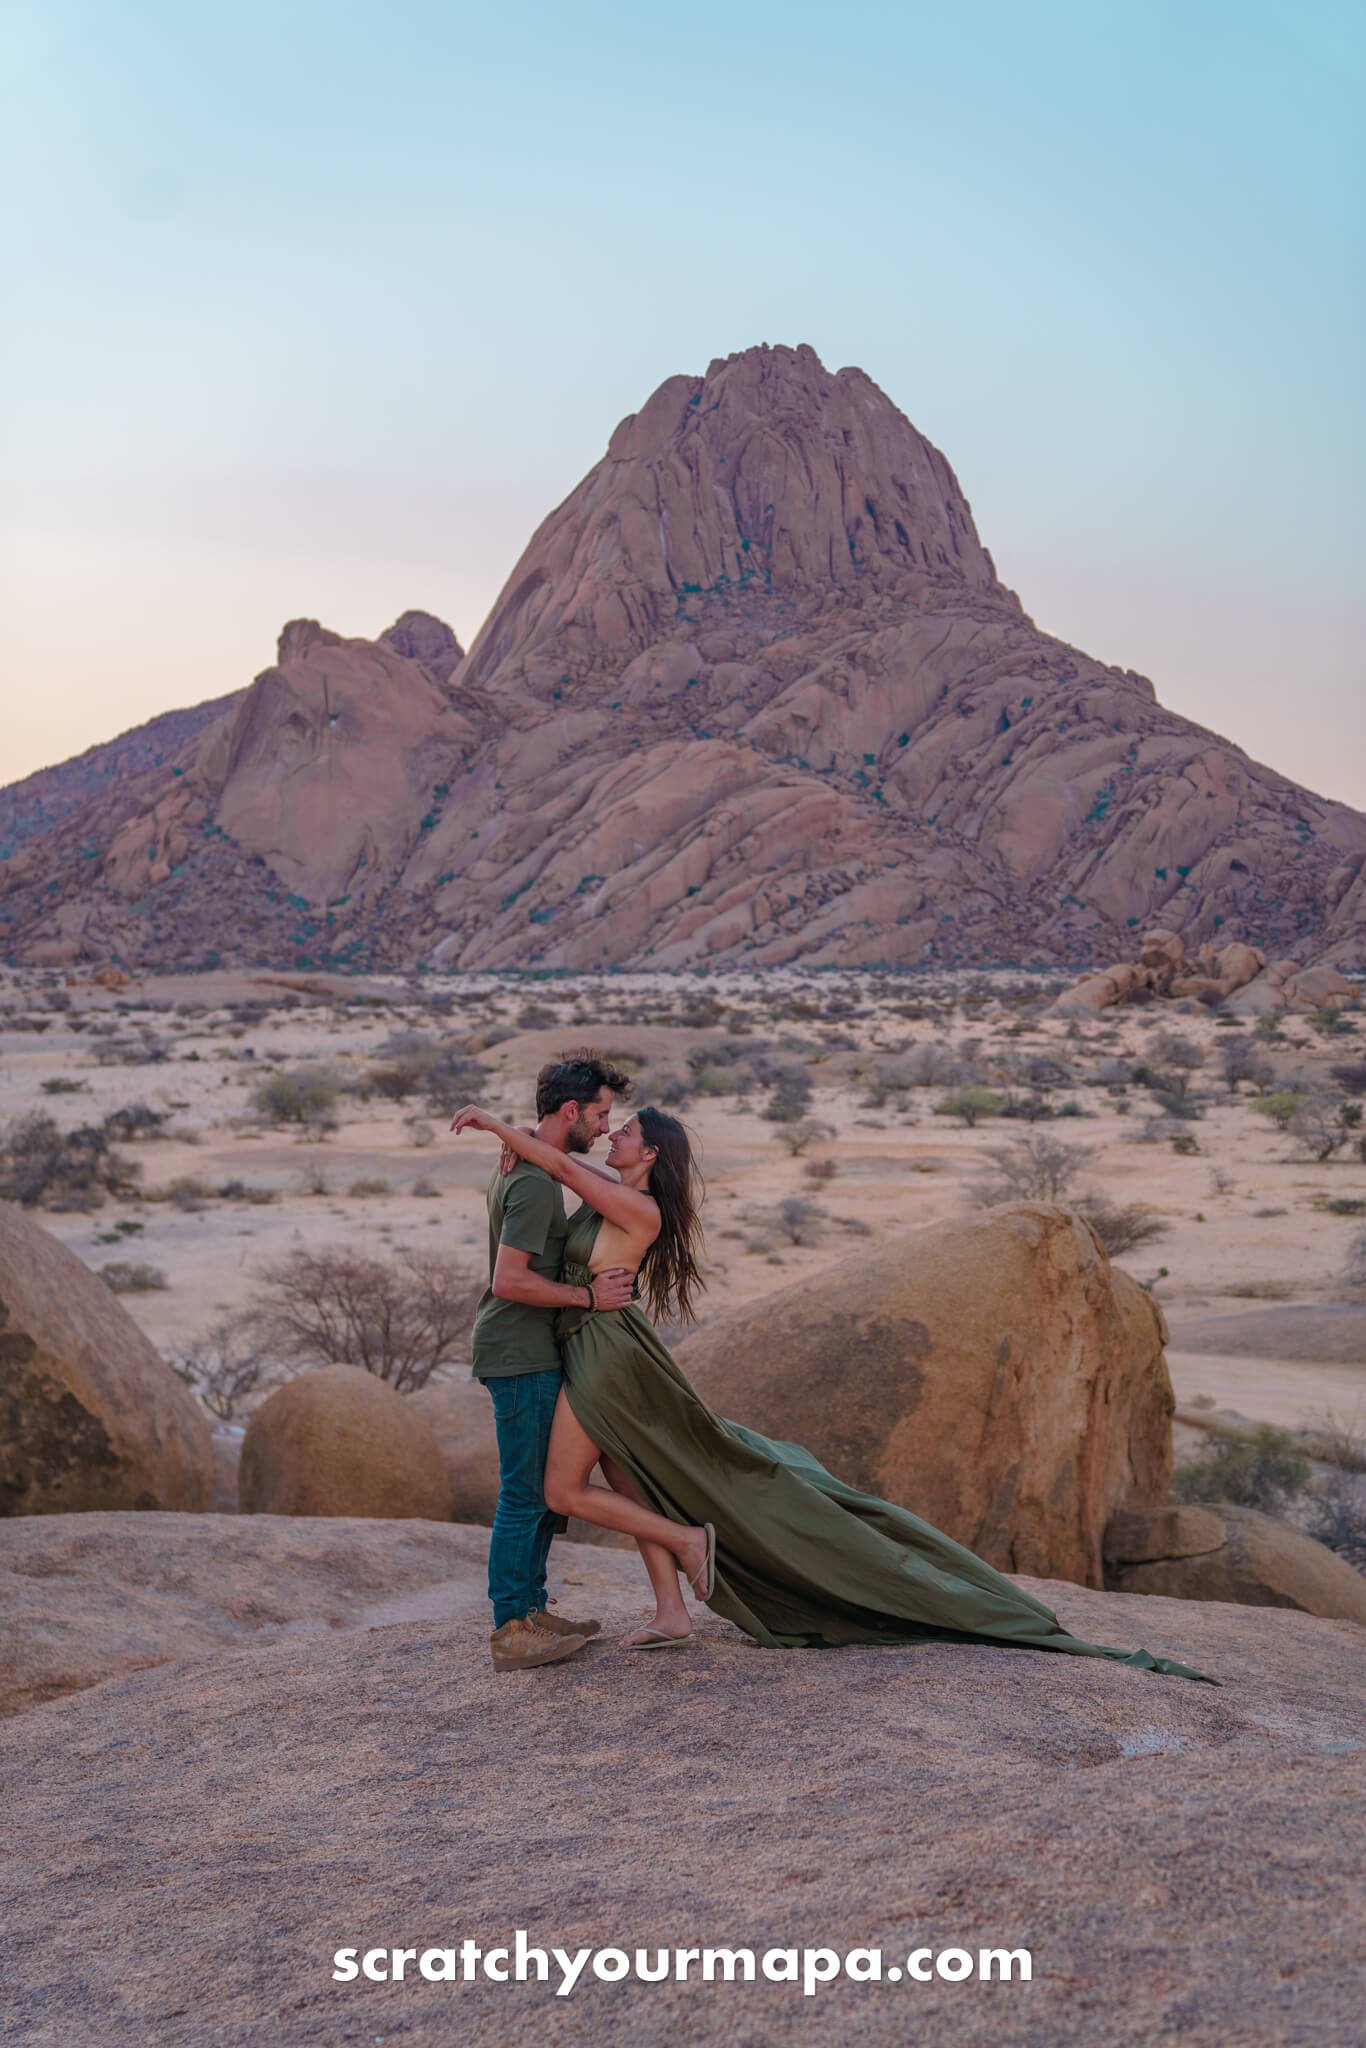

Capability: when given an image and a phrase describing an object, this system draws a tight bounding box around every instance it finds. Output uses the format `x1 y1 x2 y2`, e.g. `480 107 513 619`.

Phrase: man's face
566 1086 615 1155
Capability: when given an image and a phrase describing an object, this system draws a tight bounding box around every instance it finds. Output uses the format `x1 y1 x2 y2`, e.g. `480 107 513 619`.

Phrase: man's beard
566 1118 596 1155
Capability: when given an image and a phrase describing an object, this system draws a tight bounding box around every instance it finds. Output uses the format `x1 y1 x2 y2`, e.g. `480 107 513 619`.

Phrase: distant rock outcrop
1052 928 1357 1015
0 690 240 861
4 344 1364 971
677 1201 1174 1589
1104 1504 1366 1622
378 608 466 683
239 1365 452 1520
0 1202 213 1516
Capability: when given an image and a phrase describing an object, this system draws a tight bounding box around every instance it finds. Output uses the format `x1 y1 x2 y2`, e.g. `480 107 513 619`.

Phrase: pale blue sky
2 0 1362 801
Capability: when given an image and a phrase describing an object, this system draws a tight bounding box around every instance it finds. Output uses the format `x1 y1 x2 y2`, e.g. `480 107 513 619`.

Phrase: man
470 1050 635 1672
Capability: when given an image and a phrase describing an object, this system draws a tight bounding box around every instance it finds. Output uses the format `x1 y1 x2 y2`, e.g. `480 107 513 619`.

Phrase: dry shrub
251 1244 481 1392
974 1131 1096 1206
770 1196 826 1246
771 1119 833 1157
251 1067 339 1131
178 1319 280 1421
98 1261 168 1293
1173 1424 1312 1514
1075 1197 1168 1257
0 1111 140 1210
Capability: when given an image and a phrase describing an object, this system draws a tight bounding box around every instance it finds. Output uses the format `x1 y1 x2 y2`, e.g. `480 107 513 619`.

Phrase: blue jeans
484 1367 563 1628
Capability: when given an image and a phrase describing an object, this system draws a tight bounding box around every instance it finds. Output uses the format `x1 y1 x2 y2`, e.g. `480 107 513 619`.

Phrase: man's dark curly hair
535 1048 635 1121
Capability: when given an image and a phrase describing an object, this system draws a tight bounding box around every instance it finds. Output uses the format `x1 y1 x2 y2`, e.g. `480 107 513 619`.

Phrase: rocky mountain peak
276 619 343 666
3 345 1363 976
459 343 1006 694
378 610 465 683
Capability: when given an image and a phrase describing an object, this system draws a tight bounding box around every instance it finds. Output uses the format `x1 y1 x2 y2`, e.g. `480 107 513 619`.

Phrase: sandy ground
2 964 1363 1446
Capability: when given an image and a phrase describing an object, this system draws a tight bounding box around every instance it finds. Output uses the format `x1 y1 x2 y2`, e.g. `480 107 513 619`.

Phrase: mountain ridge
3 344 1363 972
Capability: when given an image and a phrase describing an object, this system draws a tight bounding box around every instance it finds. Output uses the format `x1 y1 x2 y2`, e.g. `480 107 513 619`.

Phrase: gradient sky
3 1 1363 804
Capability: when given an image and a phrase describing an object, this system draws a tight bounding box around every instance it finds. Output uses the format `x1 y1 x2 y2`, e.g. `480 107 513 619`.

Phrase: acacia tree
252 1246 481 1392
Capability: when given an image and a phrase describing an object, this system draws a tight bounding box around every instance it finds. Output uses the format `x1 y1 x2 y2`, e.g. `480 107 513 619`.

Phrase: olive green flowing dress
558 1208 1217 1683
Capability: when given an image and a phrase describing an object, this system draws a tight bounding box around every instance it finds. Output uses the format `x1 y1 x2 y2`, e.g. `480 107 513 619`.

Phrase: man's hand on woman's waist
585 1266 633 1311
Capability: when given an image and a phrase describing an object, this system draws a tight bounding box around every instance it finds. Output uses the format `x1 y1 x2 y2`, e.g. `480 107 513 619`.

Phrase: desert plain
4 961 1365 1436
3 959 1365 2047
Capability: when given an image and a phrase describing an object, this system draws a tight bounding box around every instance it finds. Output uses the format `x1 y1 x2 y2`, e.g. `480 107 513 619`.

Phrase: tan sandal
686 1522 715 1602
621 1626 694 1651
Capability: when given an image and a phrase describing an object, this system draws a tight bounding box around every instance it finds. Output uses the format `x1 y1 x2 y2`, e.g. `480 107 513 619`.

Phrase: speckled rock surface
0 1522 1361 2047
0 1511 493 1715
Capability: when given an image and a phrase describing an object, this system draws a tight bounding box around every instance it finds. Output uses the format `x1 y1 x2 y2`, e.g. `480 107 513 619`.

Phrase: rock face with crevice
5 345 1363 971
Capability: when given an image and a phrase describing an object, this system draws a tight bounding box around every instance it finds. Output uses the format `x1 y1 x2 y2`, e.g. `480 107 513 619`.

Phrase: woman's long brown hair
636 1106 705 1325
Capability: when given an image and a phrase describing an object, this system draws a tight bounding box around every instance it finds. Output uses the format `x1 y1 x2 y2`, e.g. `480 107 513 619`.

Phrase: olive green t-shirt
470 1161 568 1379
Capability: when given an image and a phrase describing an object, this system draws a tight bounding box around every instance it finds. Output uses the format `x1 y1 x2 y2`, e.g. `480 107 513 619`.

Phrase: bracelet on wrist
584 1280 596 1311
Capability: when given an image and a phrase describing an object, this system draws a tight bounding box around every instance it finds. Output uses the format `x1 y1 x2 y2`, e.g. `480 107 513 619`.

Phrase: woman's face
606 1114 655 1173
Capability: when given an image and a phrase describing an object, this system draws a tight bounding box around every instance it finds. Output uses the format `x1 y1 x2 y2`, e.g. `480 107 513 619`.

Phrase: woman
450 1101 1216 1681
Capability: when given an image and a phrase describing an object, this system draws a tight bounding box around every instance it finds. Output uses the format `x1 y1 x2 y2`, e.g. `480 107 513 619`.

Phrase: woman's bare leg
545 1392 707 1589
600 1452 692 1641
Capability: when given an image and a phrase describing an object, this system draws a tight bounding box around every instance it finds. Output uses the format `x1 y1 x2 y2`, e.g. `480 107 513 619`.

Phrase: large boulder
1280 964 1357 1012
1214 940 1265 990
409 1376 500 1524
1138 928 1185 977
0 1201 212 1515
1224 973 1287 1017
1051 963 1144 1016
239 1365 452 1520
677 1202 1173 1588
1103 1504 1366 1622
410 1375 632 1549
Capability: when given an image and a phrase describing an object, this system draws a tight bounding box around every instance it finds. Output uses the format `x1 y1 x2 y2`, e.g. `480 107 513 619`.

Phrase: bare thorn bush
251 1245 481 1392
974 1131 1097 1206
1075 1197 1168 1257
98 1261 169 1293
770 1119 833 1157
178 1319 280 1422
770 1196 826 1246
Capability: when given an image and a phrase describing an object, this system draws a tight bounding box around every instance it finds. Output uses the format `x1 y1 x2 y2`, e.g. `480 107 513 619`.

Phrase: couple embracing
452 1050 1215 1685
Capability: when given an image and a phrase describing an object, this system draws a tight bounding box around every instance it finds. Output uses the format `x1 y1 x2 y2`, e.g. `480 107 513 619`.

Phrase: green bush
934 1086 1004 1127
1250 1091 1299 1131
1173 1424 1312 1513
251 1068 340 1129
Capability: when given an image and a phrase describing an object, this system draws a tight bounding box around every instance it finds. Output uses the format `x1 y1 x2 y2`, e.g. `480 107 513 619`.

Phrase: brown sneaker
532 1600 602 1639
489 1614 591 1672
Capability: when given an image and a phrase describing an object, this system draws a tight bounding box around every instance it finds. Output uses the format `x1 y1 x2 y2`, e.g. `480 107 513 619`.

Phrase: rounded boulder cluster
239 1364 453 1521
